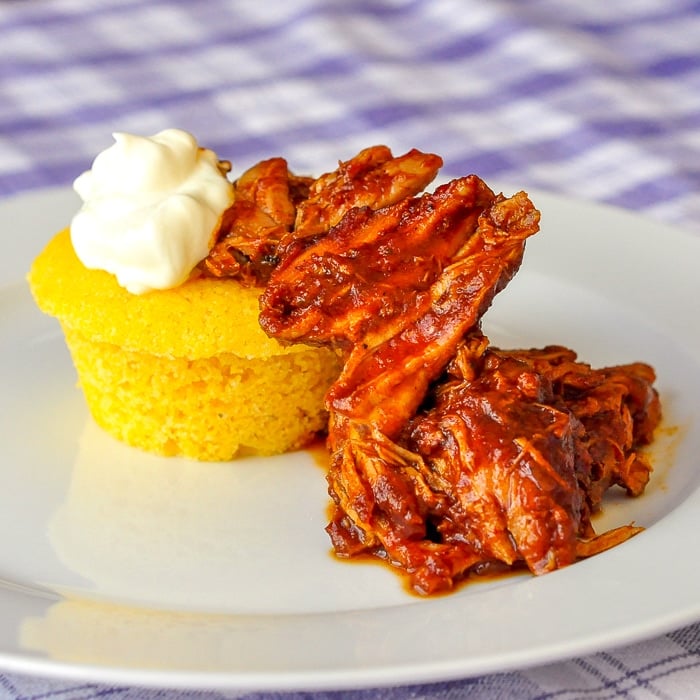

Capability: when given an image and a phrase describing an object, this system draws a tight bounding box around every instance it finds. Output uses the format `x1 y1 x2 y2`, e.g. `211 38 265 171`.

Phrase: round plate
1 187 699 691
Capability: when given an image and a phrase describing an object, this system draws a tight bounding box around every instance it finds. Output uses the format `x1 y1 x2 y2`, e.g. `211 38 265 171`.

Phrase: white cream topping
70 129 233 294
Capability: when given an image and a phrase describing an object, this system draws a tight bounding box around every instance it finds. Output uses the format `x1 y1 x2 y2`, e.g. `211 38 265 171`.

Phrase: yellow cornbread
28 229 342 460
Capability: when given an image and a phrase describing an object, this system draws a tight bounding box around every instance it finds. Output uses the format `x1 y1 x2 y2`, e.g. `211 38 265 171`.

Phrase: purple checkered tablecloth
1 1 699 698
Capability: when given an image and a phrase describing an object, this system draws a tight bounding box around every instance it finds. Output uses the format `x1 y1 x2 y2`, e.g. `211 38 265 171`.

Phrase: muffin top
28 228 311 360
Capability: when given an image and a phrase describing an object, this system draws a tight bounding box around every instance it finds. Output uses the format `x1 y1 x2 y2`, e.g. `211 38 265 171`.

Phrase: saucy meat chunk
325 334 659 594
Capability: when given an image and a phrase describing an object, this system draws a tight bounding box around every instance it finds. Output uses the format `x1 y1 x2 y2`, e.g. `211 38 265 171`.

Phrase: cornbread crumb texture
64 326 341 461
28 228 304 360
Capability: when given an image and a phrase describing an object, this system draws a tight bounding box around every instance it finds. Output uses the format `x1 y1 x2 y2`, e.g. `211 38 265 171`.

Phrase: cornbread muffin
28 229 342 460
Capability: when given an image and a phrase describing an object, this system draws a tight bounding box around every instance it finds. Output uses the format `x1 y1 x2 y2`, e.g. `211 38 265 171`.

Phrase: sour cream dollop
70 129 233 294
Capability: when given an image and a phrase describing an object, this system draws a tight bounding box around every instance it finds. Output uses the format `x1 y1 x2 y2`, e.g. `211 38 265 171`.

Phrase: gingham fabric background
2 1 700 698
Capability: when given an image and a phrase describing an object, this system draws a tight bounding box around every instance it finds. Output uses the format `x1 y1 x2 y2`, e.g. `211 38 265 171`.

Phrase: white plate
1 187 699 692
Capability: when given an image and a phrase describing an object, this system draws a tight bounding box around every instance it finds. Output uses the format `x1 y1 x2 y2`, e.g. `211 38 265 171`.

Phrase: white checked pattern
1 1 699 698
2 0 700 232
